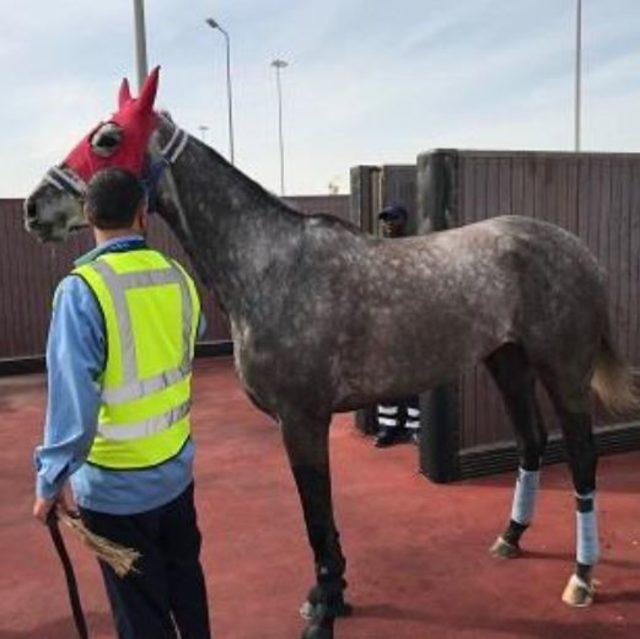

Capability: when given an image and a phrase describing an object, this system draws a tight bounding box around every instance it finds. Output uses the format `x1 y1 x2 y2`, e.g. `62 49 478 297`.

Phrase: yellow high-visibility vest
72 249 201 469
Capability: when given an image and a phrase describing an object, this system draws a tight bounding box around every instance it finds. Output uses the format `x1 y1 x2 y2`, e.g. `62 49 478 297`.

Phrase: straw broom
57 510 140 578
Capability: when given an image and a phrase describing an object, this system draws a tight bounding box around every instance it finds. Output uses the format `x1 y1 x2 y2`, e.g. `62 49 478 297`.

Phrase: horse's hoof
490 536 521 559
562 573 595 607
301 626 333 639
301 619 335 639
300 599 353 620
300 600 314 620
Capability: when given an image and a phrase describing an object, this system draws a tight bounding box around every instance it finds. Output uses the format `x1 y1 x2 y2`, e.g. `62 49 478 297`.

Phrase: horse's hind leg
540 376 599 607
280 410 351 639
484 343 548 558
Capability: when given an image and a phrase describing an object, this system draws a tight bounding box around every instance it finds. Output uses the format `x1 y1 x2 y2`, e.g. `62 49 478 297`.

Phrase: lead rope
47 510 89 639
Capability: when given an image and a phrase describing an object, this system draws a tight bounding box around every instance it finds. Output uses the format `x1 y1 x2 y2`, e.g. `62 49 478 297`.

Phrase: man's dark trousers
79 483 211 639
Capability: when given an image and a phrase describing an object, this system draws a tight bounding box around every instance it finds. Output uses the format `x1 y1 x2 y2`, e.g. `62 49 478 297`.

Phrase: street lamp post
198 125 210 143
205 18 235 164
271 59 288 196
574 0 582 152
132 0 149 91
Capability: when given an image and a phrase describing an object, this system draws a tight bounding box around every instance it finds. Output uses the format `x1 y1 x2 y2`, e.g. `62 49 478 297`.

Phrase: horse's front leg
280 411 352 639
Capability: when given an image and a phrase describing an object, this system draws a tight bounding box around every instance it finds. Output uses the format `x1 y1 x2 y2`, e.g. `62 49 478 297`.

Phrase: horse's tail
591 329 640 416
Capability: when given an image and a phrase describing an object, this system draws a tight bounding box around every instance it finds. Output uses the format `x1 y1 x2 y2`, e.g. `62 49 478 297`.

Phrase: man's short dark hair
85 168 145 230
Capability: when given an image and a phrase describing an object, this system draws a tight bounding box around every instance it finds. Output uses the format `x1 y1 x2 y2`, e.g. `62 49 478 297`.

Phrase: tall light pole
271 59 288 196
574 0 582 152
198 125 210 143
132 0 149 91
205 18 235 164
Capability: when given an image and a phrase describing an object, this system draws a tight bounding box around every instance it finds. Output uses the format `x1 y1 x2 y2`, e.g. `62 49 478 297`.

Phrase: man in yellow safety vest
33 167 211 639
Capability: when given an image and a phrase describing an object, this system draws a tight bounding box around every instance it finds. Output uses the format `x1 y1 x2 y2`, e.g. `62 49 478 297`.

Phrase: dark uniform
374 206 422 448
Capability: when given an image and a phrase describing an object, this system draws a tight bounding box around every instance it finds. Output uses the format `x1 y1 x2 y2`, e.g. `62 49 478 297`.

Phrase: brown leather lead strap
47 513 89 639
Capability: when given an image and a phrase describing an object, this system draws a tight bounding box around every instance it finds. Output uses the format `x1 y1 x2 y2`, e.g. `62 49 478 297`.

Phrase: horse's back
426 215 604 291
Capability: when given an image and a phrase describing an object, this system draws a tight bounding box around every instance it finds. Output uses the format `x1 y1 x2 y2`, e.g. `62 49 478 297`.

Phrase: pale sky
2 1 639 197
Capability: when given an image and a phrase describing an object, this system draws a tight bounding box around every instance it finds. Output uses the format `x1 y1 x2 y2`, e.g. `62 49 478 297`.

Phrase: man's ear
83 202 95 229
136 199 149 232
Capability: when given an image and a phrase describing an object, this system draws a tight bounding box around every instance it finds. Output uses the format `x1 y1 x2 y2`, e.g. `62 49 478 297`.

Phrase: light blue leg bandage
510 468 540 525
576 492 599 566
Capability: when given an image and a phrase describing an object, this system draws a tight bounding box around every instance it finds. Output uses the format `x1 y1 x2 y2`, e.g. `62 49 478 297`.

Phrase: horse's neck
154 121 303 319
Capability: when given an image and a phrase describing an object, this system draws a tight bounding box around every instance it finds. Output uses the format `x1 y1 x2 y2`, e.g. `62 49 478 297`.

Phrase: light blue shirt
34 235 201 515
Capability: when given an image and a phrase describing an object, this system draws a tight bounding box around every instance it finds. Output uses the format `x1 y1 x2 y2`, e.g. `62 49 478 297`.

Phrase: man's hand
33 490 74 525
33 496 57 524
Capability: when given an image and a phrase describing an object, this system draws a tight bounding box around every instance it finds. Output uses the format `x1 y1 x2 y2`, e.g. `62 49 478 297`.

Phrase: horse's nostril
25 198 38 220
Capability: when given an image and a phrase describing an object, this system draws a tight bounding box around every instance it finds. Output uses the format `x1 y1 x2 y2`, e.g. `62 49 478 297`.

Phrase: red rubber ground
1 358 638 638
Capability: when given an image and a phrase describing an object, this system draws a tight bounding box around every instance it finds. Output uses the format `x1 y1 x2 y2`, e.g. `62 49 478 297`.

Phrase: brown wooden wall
0 199 228 361
350 165 416 235
350 166 382 233
451 151 640 451
283 195 350 221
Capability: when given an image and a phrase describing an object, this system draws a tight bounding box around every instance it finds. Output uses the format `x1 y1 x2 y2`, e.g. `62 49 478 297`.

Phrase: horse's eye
91 122 123 157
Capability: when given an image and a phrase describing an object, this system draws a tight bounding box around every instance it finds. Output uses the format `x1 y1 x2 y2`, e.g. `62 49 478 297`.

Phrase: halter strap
160 126 189 164
44 165 87 198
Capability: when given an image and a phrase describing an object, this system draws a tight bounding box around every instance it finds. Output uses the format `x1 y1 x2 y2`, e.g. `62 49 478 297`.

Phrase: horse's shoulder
299 215 370 261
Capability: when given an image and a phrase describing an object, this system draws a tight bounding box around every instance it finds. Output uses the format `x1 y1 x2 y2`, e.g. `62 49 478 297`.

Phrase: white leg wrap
576 492 599 566
510 468 540 525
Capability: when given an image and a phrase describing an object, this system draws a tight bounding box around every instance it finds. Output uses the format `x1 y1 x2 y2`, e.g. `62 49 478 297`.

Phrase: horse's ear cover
137 66 160 113
118 78 132 108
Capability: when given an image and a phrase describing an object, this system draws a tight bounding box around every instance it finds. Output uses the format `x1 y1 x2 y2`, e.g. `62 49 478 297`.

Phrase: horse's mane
205 139 306 218
183 125 361 235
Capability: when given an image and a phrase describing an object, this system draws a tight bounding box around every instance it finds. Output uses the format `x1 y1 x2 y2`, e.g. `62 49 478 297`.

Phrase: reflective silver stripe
174 262 195 389
91 260 137 392
97 400 191 441
406 420 420 429
377 405 398 416
103 266 188 289
407 407 420 418
90 258 194 404
378 417 398 427
102 362 192 404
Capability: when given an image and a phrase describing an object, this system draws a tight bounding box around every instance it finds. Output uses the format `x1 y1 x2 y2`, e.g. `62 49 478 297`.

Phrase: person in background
32 168 211 639
374 205 422 447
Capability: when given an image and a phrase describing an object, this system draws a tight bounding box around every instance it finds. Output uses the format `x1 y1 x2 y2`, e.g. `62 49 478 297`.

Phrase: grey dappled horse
24 75 638 639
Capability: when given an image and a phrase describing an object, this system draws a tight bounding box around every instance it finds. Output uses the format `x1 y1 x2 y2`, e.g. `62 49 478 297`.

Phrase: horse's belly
333 308 508 408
